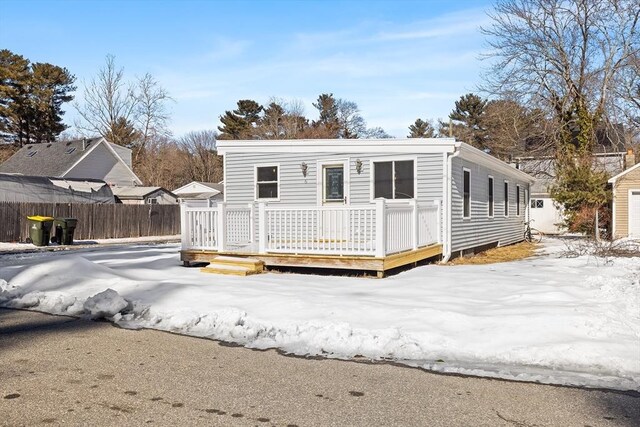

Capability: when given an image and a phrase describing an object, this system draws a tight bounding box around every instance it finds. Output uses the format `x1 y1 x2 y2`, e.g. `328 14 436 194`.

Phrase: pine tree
448 93 487 148
217 99 263 139
311 93 340 138
0 49 75 145
407 118 435 138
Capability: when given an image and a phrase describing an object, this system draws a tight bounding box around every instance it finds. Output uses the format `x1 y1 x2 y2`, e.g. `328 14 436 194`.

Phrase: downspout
442 146 461 262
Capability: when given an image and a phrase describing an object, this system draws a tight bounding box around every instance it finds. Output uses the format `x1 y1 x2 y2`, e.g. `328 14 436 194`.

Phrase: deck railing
181 199 441 257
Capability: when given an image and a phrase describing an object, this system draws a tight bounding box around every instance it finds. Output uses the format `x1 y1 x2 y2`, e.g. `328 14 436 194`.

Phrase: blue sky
0 0 494 138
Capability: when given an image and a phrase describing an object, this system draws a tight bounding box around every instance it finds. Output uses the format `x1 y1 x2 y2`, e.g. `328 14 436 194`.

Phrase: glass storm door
320 163 348 243
323 165 345 205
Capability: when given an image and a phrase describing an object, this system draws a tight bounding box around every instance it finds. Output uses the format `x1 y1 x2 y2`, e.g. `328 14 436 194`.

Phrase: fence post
411 199 418 250
258 202 267 254
375 198 386 257
180 203 187 249
249 202 255 243
217 202 226 251
435 200 441 244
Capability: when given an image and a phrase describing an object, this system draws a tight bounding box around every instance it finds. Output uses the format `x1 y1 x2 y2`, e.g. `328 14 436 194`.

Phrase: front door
323 164 346 205
319 161 348 243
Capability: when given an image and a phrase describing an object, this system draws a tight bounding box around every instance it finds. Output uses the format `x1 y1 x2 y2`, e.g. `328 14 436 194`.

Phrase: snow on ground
0 235 179 253
0 239 638 391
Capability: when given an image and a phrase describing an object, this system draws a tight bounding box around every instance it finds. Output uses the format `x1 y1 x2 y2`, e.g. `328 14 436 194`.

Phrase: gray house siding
224 152 444 206
65 143 138 186
450 155 529 253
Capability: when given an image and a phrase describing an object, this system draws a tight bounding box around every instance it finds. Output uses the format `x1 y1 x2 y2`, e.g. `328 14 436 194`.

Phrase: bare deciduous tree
482 0 639 144
178 130 222 183
74 55 138 146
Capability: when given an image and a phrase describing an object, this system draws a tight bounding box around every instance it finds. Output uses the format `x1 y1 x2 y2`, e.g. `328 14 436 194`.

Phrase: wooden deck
181 243 443 278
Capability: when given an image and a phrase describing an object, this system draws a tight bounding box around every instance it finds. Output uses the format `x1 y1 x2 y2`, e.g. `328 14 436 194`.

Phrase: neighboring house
608 149 640 239
516 152 625 234
180 138 534 276
0 137 143 187
111 186 178 205
0 173 115 204
173 181 224 206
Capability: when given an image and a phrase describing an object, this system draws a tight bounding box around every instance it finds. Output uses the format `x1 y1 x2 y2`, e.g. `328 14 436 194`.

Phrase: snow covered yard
0 239 638 391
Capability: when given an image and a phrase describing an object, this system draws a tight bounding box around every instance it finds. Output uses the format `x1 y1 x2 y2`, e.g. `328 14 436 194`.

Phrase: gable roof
0 137 104 176
173 181 223 194
111 186 176 199
608 161 640 184
0 137 143 186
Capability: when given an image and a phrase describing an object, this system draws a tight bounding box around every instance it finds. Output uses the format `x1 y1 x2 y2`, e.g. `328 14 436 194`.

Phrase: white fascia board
216 138 458 155
457 143 535 183
608 162 640 183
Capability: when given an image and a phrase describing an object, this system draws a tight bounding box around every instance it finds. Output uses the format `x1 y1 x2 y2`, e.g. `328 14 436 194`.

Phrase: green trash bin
26 216 54 246
52 218 78 245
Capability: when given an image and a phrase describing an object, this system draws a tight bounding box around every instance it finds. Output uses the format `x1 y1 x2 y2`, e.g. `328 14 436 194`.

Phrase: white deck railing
181 199 441 257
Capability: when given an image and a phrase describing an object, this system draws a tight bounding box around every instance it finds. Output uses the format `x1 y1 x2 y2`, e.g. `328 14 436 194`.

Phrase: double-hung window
504 181 509 217
463 168 471 218
488 176 494 218
256 165 279 200
373 160 414 199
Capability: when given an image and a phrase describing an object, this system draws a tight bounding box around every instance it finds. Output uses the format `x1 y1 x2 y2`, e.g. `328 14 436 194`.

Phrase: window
65 147 76 154
26 150 37 157
147 197 158 204
488 176 494 217
516 185 521 216
256 165 278 199
531 199 544 209
504 181 509 217
463 168 471 218
373 160 414 199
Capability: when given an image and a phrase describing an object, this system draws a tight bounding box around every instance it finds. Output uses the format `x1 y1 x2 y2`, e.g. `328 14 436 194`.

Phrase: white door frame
629 189 640 238
316 159 350 206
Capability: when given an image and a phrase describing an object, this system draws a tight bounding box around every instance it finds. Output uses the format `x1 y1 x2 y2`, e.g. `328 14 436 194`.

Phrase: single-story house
0 137 143 187
180 138 535 276
608 149 640 239
173 181 223 206
111 186 178 205
516 152 625 234
0 173 115 204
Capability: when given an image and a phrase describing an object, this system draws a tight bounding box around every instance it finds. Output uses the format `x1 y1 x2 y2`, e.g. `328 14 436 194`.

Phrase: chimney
625 148 635 169
82 138 88 151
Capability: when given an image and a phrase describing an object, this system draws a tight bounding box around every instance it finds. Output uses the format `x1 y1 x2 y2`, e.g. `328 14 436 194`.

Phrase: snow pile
0 241 638 391
84 289 131 319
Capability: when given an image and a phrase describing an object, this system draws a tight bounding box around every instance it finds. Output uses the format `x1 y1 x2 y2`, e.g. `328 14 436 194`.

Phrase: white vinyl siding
224 152 443 207
450 156 529 253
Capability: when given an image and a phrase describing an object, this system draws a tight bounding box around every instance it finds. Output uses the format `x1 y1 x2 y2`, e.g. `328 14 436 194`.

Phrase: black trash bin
26 216 54 246
52 218 78 245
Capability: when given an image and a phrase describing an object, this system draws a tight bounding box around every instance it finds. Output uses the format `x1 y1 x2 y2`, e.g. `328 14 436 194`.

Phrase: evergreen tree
105 116 140 147
407 118 435 138
218 99 263 139
0 49 75 145
448 93 487 148
311 93 340 138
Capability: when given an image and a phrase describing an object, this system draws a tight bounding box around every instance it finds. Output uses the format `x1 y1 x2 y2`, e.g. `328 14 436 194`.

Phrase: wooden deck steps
200 256 265 276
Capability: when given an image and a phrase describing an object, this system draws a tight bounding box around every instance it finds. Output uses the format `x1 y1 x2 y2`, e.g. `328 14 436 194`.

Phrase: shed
608 149 640 238
111 186 178 205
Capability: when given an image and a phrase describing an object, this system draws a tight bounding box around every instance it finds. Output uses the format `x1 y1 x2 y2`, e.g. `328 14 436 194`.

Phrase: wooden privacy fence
0 202 180 242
